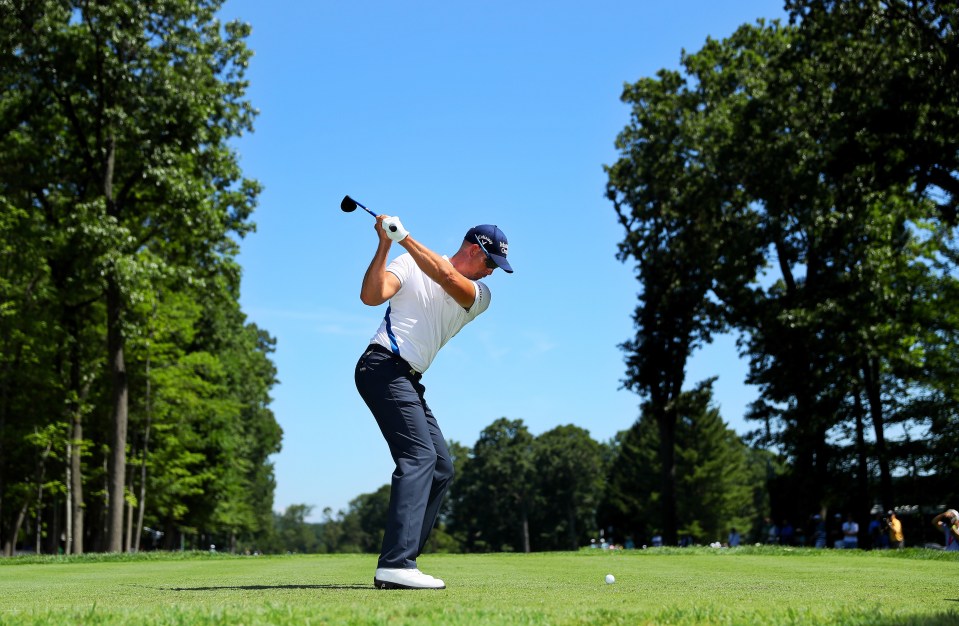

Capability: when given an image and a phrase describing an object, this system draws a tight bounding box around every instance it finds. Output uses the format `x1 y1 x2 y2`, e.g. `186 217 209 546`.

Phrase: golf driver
341 195 397 231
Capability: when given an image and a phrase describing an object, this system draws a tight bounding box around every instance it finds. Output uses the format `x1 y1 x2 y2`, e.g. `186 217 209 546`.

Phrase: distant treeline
264 404 764 555
262 407 951 556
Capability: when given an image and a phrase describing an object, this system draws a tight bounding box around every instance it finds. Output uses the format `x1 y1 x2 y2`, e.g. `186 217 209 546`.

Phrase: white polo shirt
370 253 491 373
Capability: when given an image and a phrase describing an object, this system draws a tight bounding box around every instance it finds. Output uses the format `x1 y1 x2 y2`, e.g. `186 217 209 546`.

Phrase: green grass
2 547 958 625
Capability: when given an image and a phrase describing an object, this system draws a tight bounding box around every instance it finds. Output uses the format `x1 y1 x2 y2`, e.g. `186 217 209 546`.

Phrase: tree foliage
599 381 766 545
530 425 606 550
450 418 537 553
279 411 762 554
607 0 959 538
0 0 279 555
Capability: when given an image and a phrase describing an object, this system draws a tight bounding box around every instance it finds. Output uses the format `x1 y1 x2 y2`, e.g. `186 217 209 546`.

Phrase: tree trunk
520 505 531 553
134 444 149 553
104 129 128 553
65 442 72 554
853 391 871 545
70 414 84 554
67 316 86 555
106 277 128 553
48 495 61 554
658 410 678 546
5 438 53 556
33 439 53 554
124 468 134 552
862 357 893 509
5 501 29 557
35 477 44 554
134 316 155 552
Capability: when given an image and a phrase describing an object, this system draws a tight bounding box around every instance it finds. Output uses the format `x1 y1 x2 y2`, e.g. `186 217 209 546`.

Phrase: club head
340 195 359 213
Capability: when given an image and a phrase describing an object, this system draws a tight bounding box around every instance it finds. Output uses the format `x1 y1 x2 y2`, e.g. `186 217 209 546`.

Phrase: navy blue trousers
355 345 454 569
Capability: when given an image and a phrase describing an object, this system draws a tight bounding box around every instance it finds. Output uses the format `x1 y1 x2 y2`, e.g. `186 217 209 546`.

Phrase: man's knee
434 455 454 483
399 447 438 476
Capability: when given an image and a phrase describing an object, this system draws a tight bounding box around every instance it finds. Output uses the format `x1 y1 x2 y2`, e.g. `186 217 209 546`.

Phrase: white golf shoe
373 567 446 590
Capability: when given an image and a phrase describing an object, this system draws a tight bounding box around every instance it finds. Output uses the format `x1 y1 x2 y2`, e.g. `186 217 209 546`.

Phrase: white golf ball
605 574 616 584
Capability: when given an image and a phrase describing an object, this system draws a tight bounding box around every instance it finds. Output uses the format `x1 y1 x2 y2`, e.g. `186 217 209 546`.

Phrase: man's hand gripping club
382 216 408 242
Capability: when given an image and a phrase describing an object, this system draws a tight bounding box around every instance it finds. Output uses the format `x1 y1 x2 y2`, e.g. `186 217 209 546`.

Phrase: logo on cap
464 224 513 273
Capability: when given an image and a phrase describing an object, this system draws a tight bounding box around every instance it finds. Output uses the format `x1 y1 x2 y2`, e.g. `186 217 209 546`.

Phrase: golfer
932 509 959 551
355 212 512 590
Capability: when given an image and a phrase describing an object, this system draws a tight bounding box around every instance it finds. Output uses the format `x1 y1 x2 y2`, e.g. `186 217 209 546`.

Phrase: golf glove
383 216 409 242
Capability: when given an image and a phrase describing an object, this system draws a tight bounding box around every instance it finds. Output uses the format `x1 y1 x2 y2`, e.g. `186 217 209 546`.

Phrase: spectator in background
779 519 795 546
830 513 845 548
795 523 807 547
728 527 741 547
868 513 885 549
764 517 779 545
932 509 959 551
887 510 904 549
812 514 827 548
842 514 859 549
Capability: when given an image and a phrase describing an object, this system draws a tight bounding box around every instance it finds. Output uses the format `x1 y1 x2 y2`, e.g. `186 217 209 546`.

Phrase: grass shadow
868 614 959 626
144 583 372 591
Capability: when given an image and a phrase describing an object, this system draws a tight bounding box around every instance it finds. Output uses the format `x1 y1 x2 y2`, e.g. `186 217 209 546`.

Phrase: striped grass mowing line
1 547 958 625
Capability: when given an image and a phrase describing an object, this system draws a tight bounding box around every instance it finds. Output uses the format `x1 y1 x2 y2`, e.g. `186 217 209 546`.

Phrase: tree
737 0 959 517
530 425 606 550
608 0 959 528
0 0 277 554
599 381 763 545
451 419 535 552
605 21 773 543
269 504 320 554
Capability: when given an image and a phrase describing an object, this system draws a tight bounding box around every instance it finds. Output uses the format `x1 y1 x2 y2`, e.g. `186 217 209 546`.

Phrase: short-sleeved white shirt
946 524 959 551
370 253 490 373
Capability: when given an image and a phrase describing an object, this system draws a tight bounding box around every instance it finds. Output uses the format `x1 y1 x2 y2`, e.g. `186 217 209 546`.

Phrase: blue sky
220 0 787 520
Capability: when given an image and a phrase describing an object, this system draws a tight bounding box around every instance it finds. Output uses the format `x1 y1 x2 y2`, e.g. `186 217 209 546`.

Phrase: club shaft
352 198 379 219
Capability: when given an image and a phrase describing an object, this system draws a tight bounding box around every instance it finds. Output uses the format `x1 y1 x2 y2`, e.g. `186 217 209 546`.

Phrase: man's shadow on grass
146 584 372 592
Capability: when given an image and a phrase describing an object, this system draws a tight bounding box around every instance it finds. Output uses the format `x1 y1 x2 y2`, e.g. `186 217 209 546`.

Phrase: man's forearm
399 235 475 307
399 236 455 284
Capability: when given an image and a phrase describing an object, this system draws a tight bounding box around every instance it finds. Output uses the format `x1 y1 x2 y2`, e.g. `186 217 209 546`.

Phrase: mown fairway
2 548 958 625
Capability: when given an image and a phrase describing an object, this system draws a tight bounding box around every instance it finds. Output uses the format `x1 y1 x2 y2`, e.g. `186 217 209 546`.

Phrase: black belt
368 343 421 379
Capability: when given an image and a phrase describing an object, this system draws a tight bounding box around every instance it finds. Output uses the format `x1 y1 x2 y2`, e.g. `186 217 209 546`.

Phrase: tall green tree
605 21 774 543
738 0 959 517
0 0 277 554
600 381 764 545
608 0 959 527
267 504 321 554
306 486 391 555
0 200 69 555
0 1 107 555
530 425 606 550
451 418 536 553
3 0 259 551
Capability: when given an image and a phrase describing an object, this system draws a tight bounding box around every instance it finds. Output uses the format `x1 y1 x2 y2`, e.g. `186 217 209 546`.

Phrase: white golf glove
383 216 409 242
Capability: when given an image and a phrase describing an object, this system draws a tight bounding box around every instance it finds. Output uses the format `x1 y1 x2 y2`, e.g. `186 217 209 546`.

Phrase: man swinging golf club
354 209 512 590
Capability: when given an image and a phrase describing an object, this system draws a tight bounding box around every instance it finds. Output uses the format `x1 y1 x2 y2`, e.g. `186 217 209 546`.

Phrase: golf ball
605 574 615 584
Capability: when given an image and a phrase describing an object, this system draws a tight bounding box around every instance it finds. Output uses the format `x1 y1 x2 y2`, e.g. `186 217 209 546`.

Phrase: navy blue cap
465 224 513 273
